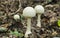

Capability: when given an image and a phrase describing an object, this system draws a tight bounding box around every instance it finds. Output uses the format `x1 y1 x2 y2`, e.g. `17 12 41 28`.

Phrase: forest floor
0 0 60 38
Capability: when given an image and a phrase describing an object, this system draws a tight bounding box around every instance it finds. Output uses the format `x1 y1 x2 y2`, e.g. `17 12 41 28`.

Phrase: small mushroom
23 7 36 37
35 5 44 27
13 14 20 20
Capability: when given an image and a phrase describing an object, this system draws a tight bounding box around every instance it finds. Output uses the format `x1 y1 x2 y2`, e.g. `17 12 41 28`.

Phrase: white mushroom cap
23 7 36 18
13 14 20 20
35 5 44 14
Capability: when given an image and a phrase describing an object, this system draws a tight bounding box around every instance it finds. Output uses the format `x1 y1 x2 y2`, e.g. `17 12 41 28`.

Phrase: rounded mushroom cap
23 7 36 18
35 5 44 14
13 14 20 20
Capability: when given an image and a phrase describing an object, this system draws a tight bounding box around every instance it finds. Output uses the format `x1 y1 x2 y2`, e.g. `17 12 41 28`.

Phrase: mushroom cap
23 7 36 18
35 5 44 14
13 14 20 20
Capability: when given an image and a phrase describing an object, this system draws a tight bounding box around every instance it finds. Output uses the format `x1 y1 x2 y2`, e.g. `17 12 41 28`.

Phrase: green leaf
10 30 24 37
19 33 24 37
57 20 60 27
10 31 14 35
13 30 19 36
46 0 52 3
20 15 24 20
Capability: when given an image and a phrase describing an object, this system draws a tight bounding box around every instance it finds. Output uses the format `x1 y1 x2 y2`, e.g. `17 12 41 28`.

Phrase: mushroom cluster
13 5 44 38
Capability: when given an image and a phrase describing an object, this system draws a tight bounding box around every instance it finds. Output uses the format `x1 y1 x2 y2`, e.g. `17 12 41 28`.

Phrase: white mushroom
13 14 20 20
23 7 36 37
35 5 44 27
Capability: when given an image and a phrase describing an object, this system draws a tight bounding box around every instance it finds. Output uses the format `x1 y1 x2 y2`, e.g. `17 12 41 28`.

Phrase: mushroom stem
37 14 41 27
26 18 31 33
25 18 31 37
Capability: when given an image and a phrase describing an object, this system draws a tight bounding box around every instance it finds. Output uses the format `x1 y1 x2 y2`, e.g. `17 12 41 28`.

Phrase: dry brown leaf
52 31 58 36
1 23 11 28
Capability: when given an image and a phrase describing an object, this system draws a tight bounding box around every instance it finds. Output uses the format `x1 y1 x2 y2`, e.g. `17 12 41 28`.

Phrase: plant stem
37 14 41 27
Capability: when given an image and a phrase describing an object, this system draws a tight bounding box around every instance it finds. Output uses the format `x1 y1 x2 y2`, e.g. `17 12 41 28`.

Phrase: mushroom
23 7 36 37
35 5 44 27
13 14 20 20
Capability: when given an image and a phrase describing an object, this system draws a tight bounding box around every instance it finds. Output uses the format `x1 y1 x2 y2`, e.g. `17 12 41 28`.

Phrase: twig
15 0 22 13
